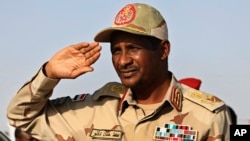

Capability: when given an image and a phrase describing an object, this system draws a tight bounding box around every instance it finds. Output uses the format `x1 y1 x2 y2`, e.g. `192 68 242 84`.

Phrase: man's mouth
119 69 137 78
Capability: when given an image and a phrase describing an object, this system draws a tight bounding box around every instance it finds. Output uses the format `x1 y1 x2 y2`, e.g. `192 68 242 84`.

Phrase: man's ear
160 40 170 60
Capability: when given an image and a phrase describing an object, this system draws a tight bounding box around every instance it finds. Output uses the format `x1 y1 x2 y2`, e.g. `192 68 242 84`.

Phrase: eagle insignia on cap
114 4 136 25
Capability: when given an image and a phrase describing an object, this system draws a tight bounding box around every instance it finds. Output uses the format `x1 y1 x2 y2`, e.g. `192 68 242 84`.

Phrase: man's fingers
87 51 101 65
73 42 90 50
79 42 100 54
84 44 101 58
70 66 94 79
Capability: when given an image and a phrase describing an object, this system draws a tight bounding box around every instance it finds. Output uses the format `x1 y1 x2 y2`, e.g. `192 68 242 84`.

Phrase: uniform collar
118 73 184 116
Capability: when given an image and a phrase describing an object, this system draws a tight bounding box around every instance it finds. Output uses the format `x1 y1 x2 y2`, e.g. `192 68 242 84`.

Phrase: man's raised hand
45 42 102 79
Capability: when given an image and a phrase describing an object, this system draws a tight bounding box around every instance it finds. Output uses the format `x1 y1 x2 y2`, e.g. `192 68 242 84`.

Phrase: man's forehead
110 31 150 44
110 38 150 49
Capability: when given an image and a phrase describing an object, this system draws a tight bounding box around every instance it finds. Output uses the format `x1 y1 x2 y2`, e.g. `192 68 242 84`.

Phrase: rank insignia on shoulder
73 93 88 102
184 91 225 112
51 96 71 106
154 123 198 141
93 82 127 100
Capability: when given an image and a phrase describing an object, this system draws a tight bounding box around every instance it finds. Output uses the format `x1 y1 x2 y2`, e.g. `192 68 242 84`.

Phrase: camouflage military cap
94 3 168 42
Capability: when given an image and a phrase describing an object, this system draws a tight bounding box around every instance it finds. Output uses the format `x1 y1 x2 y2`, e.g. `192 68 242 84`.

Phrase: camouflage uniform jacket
7 67 232 141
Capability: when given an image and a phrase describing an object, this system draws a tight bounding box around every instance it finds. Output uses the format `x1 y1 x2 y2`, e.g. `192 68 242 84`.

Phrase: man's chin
120 80 136 88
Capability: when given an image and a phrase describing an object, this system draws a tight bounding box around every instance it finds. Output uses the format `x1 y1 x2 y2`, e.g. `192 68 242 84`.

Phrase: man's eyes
111 45 142 54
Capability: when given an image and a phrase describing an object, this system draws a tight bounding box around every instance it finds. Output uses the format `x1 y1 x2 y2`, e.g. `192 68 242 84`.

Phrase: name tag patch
90 128 123 140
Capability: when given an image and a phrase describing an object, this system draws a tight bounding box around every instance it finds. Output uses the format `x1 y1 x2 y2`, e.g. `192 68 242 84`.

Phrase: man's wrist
42 62 49 77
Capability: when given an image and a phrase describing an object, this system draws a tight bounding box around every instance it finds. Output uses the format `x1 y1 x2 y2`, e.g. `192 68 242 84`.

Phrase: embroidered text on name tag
90 129 123 140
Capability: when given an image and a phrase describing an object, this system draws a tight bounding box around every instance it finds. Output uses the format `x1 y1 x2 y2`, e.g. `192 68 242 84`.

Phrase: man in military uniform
7 3 232 141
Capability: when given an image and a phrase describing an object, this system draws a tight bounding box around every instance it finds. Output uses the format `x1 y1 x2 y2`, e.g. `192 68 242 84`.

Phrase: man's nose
119 51 133 67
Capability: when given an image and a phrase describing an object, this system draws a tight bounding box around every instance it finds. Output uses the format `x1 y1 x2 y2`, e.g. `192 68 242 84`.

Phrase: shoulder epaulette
50 96 72 106
92 82 127 100
182 86 225 112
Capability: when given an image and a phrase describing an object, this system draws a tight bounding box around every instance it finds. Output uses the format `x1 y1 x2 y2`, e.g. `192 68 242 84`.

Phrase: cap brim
94 27 151 42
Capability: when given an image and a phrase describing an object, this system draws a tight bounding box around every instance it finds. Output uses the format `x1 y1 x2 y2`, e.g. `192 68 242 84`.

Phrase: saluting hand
45 42 102 79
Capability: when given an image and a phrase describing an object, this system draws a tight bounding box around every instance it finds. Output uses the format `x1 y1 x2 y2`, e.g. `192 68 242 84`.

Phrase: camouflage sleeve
207 106 232 141
7 65 59 128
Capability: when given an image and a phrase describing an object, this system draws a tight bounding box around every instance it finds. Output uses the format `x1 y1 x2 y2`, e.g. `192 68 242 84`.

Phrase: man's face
110 32 162 88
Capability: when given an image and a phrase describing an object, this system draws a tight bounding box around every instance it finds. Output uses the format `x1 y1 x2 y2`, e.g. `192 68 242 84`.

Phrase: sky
1 0 250 136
